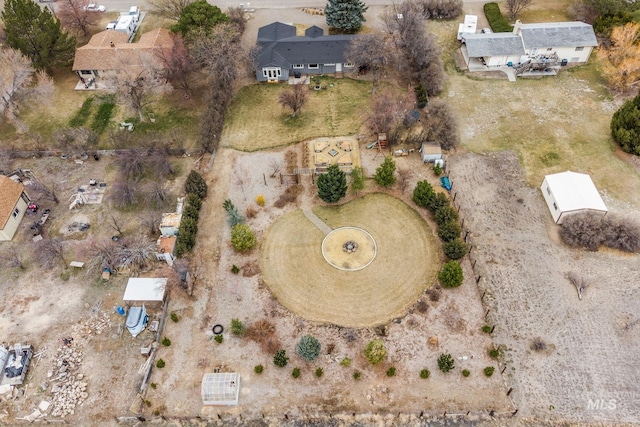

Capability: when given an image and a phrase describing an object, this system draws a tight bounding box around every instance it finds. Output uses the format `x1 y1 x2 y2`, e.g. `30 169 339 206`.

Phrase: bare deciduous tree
156 33 194 97
278 83 308 117
138 211 161 237
110 179 139 208
597 23 640 93
0 48 54 133
57 0 98 36
0 245 26 270
506 0 533 19
34 237 66 268
116 151 147 179
31 179 59 204
148 0 194 20
146 181 167 207
226 7 247 34
416 0 463 19
84 238 120 272
424 99 459 150
149 152 175 178
366 90 414 135
108 214 123 235
269 159 282 178
397 168 413 193
346 34 395 94
117 235 155 272
109 53 172 122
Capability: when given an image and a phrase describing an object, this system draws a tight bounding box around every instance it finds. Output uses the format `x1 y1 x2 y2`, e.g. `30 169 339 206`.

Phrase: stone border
321 226 377 271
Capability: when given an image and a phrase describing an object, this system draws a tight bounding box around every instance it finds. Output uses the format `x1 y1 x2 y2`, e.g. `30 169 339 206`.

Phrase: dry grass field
260 194 438 327
221 77 373 151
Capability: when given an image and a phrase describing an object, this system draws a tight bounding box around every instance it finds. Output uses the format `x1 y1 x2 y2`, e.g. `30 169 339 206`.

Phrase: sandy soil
448 151 640 425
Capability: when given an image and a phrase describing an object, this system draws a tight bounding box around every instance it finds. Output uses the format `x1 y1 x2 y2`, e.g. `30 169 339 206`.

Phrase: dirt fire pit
322 227 377 271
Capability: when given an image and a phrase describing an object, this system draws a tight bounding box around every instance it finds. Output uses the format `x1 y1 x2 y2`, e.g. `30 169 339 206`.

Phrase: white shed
457 15 478 40
201 372 240 405
420 143 443 163
540 171 608 224
123 278 167 307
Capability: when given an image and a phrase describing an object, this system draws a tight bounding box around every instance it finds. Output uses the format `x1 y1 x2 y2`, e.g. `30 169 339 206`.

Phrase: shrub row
559 212 640 253
176 171 208 257
484 3 513 32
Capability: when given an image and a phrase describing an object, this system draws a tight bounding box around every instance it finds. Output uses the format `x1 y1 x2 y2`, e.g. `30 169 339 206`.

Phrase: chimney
110 42 115 48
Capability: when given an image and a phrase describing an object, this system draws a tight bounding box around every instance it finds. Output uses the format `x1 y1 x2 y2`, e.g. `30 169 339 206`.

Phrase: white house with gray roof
255 22 357 82
461 21 597 71
514 21 598 64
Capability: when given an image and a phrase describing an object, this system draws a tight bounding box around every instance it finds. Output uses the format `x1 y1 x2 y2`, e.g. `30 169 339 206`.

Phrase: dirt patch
448 151 640 424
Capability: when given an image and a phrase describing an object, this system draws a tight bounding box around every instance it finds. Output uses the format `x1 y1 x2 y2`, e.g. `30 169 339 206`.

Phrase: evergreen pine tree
325 0 368 33
317 164 348 203
374 156 396 187
2 0 76 71
611 93 640 155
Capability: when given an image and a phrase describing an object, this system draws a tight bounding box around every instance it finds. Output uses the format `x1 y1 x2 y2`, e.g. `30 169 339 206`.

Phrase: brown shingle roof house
72 28 174 89
0 175 30 241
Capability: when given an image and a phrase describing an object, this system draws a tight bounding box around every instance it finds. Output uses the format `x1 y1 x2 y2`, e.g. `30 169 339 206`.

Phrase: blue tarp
440 176 451 191
126 305 148 338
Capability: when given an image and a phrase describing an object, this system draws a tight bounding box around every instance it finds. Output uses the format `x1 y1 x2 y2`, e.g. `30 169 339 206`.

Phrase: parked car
84 3 106 12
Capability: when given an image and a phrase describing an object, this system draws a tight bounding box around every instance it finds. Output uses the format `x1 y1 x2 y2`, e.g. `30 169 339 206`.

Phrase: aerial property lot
1 1 640 425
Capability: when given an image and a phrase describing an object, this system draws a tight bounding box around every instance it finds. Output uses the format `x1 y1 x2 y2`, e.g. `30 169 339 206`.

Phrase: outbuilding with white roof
540 171 608 224
123 277 167 307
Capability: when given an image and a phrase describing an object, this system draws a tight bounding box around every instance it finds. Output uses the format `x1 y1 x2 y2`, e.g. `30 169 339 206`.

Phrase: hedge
484 3 513 32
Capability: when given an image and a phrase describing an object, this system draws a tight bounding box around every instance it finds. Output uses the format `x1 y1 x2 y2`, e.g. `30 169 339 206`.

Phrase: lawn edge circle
321 226 377 271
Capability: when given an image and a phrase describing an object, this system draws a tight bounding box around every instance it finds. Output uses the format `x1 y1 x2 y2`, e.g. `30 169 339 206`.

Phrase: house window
546 186 551 195
344 62 355 68
575 47 584 51
12 208 20 218
80 70 93 75
262 67 281 79
324 63 335 66
308 64 319 69
553 202 558 211
292 64 304 69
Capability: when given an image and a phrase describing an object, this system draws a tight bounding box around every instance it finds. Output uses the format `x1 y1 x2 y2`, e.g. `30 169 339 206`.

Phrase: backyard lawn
221 76 372 151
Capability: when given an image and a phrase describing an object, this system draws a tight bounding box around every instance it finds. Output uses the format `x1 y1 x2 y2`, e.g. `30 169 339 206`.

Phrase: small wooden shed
420 143 443 163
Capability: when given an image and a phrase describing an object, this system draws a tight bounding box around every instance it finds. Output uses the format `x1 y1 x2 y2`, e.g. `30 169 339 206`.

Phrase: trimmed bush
170 312 179 322
560 212 640 253
427 192 450 213
484 366 495 377
482 325 492 333
462 369 470 377
433 163 443 176
315 367 323 378
489 348 500 359
231 224 257 252
231 264 240 274
292 367 301 378
161 337 171 347
443 238 468 260
437 220 461 242
386 366 396 377
437 353 455 373
156 359 165 368
353 370 361 380
420 368 430 379
364 339 387 365
254 364 264 374
418 0 463 20
484 2 513 32
340 357 352 367
274 349 289 367
435 206 459 226
438 260 464 288
231 318 246 336
256 194 265 206
297 335 321 361
412 180 435 208
184 170 208 199
214 334 223 344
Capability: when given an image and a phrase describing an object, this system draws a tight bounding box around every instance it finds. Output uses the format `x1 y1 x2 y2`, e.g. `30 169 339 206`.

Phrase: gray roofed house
255 22 358 82
516 21 598 49
463 33 525 57
460 19 598 74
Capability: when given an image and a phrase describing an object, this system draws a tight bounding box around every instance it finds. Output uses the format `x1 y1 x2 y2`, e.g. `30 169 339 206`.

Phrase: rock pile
74 310 111 337
48 345 87 418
